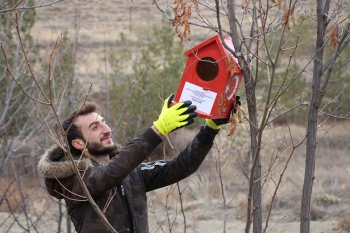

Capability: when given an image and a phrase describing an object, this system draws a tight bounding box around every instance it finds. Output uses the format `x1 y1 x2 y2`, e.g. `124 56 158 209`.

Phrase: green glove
205 118 221 130
205 95 242 130
153 94 197 136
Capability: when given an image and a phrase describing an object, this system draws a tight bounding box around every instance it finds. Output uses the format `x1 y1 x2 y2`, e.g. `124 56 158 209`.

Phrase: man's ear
72 139 86 151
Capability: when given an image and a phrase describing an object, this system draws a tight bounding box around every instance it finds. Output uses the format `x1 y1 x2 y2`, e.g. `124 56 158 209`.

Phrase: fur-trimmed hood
38 144 122 179
38 145 93 179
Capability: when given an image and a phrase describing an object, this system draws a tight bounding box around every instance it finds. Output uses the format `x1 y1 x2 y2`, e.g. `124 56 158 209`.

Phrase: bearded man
38 94 240 233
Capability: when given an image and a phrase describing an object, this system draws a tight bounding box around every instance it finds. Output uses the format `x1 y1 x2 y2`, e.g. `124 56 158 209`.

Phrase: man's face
74 112 116 156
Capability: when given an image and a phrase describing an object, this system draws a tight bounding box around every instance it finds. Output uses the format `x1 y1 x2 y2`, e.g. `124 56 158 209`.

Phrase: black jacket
38 126 218 233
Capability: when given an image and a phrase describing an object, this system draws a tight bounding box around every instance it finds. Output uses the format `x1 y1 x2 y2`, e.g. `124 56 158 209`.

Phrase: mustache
100 134 112 142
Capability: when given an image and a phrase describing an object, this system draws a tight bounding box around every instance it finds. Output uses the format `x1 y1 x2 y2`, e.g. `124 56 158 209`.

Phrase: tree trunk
227 1 262 232
300 1 327 232
239 58 262 233
252 157 262 233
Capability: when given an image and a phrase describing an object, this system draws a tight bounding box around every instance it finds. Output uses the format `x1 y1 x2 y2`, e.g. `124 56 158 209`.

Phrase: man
38 94 240 233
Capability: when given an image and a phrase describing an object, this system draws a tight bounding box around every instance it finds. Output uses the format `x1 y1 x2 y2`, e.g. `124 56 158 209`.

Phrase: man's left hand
205 95 241 130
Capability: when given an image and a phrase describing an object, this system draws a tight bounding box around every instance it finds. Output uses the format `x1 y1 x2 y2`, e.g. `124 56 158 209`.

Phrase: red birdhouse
173 35 243 119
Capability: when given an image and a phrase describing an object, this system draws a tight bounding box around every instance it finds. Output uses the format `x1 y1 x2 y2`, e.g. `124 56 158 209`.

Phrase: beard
86 141 117 157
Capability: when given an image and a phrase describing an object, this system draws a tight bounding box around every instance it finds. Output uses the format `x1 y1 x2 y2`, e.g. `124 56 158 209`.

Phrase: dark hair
62 102 98 155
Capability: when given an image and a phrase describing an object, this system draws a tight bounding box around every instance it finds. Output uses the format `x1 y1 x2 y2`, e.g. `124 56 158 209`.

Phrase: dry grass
1 122 349 232
29 0 216 93
145 122 350 232
0 177 52 214
338 209 350 232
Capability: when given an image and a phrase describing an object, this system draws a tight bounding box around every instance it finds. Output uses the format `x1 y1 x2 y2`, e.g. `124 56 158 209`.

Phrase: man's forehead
75 112 103 127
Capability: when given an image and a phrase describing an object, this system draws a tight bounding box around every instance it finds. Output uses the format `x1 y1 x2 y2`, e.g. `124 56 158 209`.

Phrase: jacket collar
38 143 121 179
38 145 93 179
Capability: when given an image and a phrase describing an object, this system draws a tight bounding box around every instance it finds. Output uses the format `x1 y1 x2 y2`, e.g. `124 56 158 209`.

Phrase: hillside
32 0 213 92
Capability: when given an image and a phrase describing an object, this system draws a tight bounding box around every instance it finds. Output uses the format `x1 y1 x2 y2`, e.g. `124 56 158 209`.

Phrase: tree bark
227 1 262 232
300 1 328 232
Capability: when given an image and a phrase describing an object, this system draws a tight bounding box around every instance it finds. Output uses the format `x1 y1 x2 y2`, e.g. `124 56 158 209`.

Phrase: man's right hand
153 94 197 136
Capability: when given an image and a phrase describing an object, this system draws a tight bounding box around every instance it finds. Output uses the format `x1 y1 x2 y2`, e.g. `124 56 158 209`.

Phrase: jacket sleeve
140 125 219 192
69 128 163 198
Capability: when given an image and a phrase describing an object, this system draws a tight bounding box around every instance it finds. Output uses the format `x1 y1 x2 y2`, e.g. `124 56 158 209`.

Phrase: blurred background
1 0 350 232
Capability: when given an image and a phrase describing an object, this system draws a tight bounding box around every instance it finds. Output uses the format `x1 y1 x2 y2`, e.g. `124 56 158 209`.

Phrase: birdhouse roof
184 35 240 72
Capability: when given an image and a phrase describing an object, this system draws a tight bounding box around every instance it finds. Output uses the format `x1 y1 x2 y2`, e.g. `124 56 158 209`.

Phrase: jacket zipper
120 184 134 233
121 184 125 196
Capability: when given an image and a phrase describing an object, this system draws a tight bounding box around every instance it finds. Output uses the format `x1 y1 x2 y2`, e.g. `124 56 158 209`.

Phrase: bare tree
2 10 118 233
1 1 87 232
300 1 350 232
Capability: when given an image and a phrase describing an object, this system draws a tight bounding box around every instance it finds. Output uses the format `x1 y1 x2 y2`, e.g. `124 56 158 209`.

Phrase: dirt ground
0 212 340 233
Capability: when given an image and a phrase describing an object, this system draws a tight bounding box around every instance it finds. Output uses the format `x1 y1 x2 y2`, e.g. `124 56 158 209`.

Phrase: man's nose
102 123 112 133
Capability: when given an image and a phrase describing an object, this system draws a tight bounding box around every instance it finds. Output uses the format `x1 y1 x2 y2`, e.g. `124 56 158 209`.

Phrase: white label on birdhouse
179 82 217 115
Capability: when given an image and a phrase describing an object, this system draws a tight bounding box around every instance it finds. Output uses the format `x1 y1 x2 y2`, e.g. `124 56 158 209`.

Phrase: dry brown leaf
241 0 250 14
228 112 236 136
282 9 290 30
183 5 191 41
237 106 242 123
331 25 339 48
291 5 296 26
271 0 276 3
277 0 282 9
191 0 199 12
171 0 191 43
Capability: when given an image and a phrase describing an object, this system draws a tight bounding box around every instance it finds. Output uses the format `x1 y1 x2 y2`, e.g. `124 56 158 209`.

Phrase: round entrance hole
196 57 219 81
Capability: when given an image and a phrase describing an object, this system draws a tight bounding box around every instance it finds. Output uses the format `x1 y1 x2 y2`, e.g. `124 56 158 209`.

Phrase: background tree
0 0 38 172
0 1 83 232
107 16 185 143
322 40 350 117
0 2 57 232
